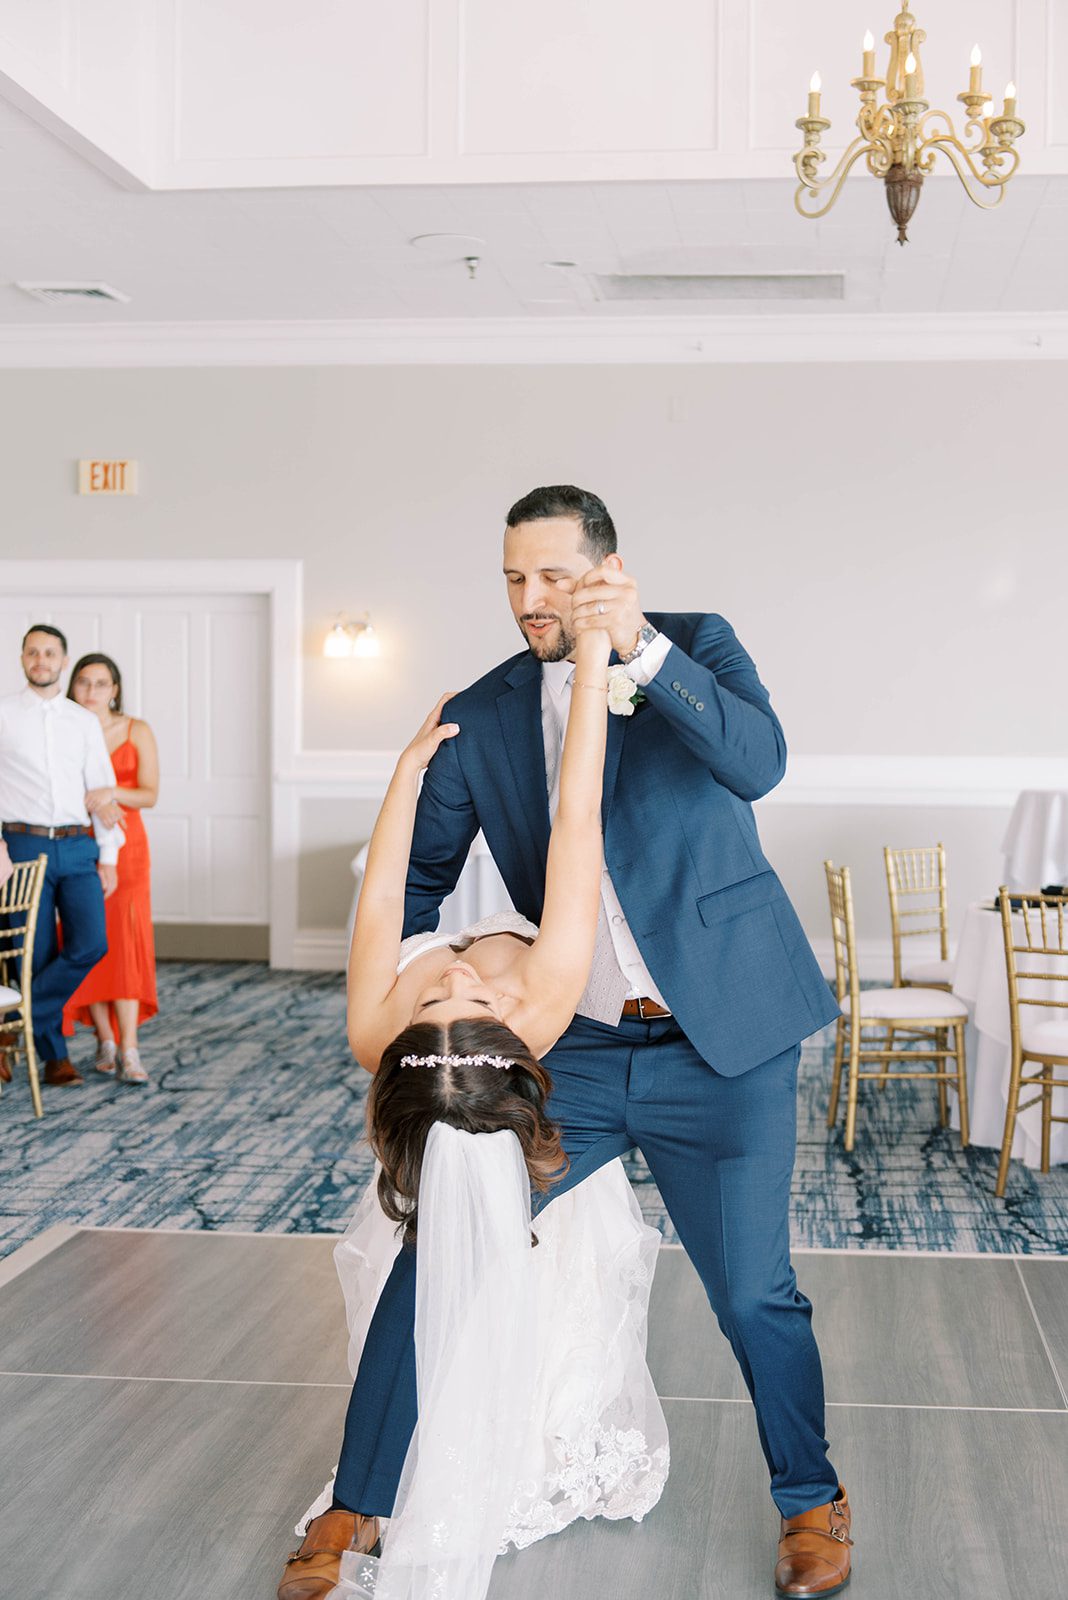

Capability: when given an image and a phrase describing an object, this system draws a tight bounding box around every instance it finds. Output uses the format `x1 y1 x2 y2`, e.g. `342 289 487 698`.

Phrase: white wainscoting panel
0 0 150 184
0 1 75 88
207 814 266 921
149 814 192 920
172 0 430 162
139 608 191 781
460 0 719 155
1047 0 1068 149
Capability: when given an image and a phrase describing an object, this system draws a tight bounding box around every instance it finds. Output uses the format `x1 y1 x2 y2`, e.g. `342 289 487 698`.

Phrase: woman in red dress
64 654 160 1084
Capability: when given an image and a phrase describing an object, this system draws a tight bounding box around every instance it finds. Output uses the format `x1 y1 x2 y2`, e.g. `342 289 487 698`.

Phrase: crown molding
0 312 1067 368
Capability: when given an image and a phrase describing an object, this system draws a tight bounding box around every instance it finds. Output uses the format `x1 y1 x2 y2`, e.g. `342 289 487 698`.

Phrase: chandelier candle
808 73 821 119
862 31 876 80
969 45 983 98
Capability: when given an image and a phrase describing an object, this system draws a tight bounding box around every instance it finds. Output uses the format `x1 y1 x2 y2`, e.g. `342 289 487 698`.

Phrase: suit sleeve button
678 686 688 697
695 701 704 711
671 680 681 692
688 695 697 705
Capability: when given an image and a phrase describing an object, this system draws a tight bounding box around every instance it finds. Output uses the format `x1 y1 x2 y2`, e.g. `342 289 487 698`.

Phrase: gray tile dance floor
0 1229 1065 1599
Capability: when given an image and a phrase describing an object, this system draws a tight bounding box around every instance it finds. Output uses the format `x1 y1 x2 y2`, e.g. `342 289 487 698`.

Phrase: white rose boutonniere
606 665 647 717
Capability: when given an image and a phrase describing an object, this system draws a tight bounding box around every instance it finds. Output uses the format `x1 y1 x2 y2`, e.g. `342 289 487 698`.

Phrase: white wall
0 360 1063 954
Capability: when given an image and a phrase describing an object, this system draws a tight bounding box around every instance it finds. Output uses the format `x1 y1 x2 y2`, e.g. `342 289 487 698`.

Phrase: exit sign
78 460 138 495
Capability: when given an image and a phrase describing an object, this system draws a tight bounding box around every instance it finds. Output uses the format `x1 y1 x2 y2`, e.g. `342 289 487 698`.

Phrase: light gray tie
546 673 629 1026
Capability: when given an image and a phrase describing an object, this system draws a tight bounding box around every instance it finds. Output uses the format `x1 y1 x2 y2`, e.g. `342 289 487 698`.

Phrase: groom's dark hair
506 485 617 564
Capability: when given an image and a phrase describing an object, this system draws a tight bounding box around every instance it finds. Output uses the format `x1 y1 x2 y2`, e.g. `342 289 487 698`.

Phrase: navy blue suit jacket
402 611 838 1075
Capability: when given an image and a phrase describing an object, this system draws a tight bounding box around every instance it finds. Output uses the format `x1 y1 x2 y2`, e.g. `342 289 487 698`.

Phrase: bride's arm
347 695 459 1062
512 625 611 1054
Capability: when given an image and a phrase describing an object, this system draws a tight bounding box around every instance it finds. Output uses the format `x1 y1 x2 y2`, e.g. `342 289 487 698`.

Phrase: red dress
64 736 159 1035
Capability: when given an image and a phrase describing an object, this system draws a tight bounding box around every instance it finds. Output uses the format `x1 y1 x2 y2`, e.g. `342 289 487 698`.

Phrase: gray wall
1 361 1063 950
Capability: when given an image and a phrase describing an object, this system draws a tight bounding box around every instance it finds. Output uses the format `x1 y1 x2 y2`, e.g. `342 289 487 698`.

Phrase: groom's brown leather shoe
774 1485 852 1596
278 1509 381 1600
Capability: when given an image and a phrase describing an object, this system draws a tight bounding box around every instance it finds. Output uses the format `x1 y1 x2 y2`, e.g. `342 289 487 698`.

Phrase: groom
289 486 852 1600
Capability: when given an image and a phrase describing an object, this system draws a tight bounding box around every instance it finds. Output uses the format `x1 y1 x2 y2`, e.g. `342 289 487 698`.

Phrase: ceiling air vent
591 273 844 302
16 281 131 305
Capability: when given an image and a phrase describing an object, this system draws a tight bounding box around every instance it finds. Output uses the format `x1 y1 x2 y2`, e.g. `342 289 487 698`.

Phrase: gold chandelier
793 7 1025 244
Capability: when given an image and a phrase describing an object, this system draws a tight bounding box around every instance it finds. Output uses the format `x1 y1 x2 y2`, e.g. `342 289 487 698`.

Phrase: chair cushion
1021 1018 1068 1058
903 957 955 986
840 987 968 1021
0 984 21 1009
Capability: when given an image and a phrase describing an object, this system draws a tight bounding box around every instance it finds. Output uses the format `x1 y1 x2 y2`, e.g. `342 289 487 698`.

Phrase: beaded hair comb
400 1053 514 1070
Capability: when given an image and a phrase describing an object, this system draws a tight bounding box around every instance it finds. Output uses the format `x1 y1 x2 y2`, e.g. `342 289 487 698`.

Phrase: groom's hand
571 563 647 658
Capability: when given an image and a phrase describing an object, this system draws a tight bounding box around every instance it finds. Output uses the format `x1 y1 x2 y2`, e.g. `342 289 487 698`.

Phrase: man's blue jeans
332 1014 839 1521
2 829 107 1062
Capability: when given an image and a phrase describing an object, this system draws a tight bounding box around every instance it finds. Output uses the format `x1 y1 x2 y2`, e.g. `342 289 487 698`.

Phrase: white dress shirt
0 688 124 864
542 633 671 1014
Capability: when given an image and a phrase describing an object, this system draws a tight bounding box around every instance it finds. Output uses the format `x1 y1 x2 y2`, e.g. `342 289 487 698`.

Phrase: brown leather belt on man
620 997 672 1019
2 822 95 839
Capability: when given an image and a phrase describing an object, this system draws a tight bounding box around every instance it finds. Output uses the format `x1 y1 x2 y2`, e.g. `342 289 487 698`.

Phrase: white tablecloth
951 901 1068 1169
1002 789 1068 890
347 831 514 951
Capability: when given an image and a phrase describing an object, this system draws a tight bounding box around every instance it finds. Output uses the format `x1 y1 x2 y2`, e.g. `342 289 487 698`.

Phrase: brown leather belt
621 997 672 1019
2 822 93 840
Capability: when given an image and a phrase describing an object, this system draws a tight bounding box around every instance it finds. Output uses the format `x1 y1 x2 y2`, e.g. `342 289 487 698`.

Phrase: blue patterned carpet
0 961 1065 1259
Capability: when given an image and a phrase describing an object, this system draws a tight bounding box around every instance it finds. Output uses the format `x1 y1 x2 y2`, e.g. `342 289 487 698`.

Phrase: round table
1002 789 1068 890
347 831 514 951
951 901 1068 1169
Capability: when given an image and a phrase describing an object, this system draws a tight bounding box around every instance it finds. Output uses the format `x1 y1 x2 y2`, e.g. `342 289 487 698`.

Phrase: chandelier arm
793 139 878 218
922 138 1014 207
917 108 993 162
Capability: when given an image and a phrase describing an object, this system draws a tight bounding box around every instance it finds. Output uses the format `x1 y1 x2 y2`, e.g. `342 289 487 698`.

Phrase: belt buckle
634 996 649 1019
48 826 57 840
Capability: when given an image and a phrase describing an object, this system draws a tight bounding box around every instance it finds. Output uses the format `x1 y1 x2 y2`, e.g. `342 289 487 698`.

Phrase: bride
279 621 668 1600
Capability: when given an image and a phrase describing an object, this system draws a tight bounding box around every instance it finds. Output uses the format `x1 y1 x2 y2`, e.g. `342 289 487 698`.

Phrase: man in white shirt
0 625 123 1087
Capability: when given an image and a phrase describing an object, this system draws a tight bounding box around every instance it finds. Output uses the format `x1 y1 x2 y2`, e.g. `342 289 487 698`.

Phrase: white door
0 593 269 927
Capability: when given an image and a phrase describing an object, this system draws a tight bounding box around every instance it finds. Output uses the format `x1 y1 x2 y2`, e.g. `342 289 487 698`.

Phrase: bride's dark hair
368 1017 568 1244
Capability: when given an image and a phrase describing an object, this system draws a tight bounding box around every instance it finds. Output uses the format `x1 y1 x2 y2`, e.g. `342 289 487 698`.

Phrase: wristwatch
621 621 659 665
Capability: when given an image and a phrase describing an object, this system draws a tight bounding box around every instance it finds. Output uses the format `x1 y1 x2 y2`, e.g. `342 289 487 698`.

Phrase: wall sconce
323 613 380 659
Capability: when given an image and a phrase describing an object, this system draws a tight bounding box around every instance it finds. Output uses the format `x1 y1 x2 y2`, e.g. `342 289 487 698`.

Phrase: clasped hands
569 562 648 659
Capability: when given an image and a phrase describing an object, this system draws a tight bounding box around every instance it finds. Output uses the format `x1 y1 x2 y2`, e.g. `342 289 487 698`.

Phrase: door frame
0 558 302 967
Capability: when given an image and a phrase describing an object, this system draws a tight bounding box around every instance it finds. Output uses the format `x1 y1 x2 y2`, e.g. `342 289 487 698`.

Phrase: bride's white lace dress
302 913 669 1600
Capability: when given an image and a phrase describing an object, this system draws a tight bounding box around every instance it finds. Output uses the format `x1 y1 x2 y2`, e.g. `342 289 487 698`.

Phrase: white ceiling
1 91 1066 332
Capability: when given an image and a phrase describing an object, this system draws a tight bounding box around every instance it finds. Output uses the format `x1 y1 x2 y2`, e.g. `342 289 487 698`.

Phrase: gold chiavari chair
995 887 1068 1199
884 843 954 990
825 860 970 1152
880 843 955 1105
0 853 48 1119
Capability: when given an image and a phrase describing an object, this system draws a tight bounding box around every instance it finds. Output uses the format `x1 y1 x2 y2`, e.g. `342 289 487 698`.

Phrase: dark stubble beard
520 616 577 663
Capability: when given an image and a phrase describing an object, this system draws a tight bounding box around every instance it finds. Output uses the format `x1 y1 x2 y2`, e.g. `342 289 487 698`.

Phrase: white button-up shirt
0 688 124 864
541 632 672 1008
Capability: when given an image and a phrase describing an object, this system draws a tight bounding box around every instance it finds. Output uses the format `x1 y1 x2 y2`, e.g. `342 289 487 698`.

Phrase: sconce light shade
352 622 380 659
323 613 380 659
323 621 354 659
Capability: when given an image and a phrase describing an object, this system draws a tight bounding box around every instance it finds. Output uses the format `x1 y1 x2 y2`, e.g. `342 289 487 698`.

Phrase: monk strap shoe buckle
830 1524 850 1544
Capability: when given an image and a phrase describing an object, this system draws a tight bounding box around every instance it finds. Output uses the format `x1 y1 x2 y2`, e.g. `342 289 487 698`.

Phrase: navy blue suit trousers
2 829 107 1062
333 1013 839 1521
